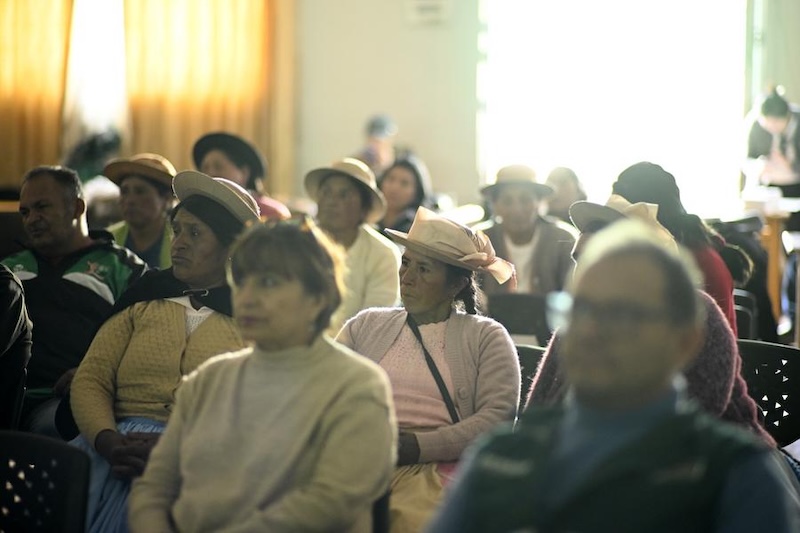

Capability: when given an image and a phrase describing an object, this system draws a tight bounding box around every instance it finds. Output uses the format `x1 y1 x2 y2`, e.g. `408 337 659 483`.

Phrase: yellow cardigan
71 299 246 445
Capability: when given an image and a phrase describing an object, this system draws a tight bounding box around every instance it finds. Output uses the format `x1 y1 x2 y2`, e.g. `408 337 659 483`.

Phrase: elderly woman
129 219 396 533
305 157 401 332
104 153 176 269
193 131 291 220
337 206 520 532
70 171 260 533
377 154 435 234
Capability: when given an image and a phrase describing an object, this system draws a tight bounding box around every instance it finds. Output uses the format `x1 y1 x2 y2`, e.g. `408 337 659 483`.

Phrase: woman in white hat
305 157 401 332
69 171 260 533
104 153 177 269
337 206 520 532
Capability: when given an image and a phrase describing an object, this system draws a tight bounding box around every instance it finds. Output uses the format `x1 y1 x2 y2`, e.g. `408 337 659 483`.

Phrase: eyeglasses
547 291 672 334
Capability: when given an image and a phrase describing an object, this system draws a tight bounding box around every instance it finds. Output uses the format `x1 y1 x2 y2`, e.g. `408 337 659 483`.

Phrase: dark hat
612 162 686 217
192 132 267 180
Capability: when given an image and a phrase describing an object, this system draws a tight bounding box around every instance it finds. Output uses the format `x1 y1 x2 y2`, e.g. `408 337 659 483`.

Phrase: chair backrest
734 304 757 340
486 293 552 346
516 344 546 410
737 340 800 447
0 430 90 533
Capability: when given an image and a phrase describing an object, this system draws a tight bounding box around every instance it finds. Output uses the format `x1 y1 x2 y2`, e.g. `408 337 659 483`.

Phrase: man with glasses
428 220 800 532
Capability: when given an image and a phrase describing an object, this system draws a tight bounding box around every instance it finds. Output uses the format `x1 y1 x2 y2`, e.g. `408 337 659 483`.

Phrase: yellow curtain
0 0 73 189
124 0 285 192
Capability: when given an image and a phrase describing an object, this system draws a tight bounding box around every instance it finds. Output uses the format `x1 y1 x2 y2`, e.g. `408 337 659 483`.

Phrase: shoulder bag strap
405 314 460 424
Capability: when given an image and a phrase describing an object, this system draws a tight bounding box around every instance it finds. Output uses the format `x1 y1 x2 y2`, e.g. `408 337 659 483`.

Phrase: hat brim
104 161 173 189
384 229 480 272
173 171 260 224
192 132 266 180
481 181 554 198
569 201 626 233
305 168 386 224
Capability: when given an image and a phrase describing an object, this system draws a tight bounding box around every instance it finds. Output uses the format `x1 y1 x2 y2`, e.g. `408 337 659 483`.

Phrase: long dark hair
378 154 434 211
445 265 483 315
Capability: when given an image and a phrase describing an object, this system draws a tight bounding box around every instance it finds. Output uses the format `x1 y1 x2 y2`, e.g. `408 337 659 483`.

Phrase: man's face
561 252 697 408
19 174 81 256
491 185 539 234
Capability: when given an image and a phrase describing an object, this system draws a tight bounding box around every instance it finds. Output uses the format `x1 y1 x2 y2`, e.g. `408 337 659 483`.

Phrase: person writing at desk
745 86 800 200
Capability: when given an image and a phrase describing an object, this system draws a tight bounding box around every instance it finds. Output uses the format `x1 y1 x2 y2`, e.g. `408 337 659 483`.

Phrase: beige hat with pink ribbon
385 207 515 284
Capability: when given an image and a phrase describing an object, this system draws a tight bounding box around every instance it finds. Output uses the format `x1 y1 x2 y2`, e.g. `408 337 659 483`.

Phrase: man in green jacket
2 165 146 437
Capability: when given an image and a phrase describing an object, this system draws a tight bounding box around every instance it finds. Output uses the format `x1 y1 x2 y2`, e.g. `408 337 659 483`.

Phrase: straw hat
304 157 387 223
385 207 514 284
192 132 267 180
569 194 676 249
172 170 260 224
481 164 554 199
103 153 176 189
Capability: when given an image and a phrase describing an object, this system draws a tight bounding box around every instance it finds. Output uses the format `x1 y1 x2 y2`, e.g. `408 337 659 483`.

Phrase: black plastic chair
516 344 546 411
486 293 553 346
0 430 90 533
734 304 757 340
737 340 800 447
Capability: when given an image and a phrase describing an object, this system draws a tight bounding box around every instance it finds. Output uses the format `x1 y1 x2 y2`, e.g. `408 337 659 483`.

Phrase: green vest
108 220 172 269
464 406 765 533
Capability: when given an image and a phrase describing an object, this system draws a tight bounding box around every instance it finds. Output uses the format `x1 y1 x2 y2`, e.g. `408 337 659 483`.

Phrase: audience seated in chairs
1 166 146 437
69 171 259 533
130 219 396 532
477 164 577 297
428 220 800 533
0 265 32 430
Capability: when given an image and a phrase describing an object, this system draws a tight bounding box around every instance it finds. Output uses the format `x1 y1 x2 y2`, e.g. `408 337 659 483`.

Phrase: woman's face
232 271 324 351
381 166 418 211
316 175 367 234
399 250 460 324
118 176 171 229
200 149 250 188
170 209 229 289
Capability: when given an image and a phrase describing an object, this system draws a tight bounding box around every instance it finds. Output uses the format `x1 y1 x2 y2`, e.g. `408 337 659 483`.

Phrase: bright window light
479 0 747 217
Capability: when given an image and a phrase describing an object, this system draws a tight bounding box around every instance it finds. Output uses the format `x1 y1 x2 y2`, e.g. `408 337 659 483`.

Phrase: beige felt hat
386 207 515 284
104 153 176 189
304 158 387 223
569 194 676 249
172 170 260 224
481 164 554 199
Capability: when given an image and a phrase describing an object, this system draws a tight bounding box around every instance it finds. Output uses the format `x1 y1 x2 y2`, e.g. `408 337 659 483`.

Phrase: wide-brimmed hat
173 170 260 224
304 157 387 223
103 153 176 189
569 194 675 248
192 132 267 180
386 207 514 284
481 165 554 199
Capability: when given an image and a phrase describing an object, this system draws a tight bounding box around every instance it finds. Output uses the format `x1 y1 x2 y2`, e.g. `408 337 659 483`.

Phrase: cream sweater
71 299 245 445
129 336 397 533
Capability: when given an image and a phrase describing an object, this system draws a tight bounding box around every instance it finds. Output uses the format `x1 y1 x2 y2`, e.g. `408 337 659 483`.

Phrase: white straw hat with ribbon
385 207 515 284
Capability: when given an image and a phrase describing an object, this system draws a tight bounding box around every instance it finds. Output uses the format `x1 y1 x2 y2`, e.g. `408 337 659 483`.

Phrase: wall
757 0 800 102
295 0 481 204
